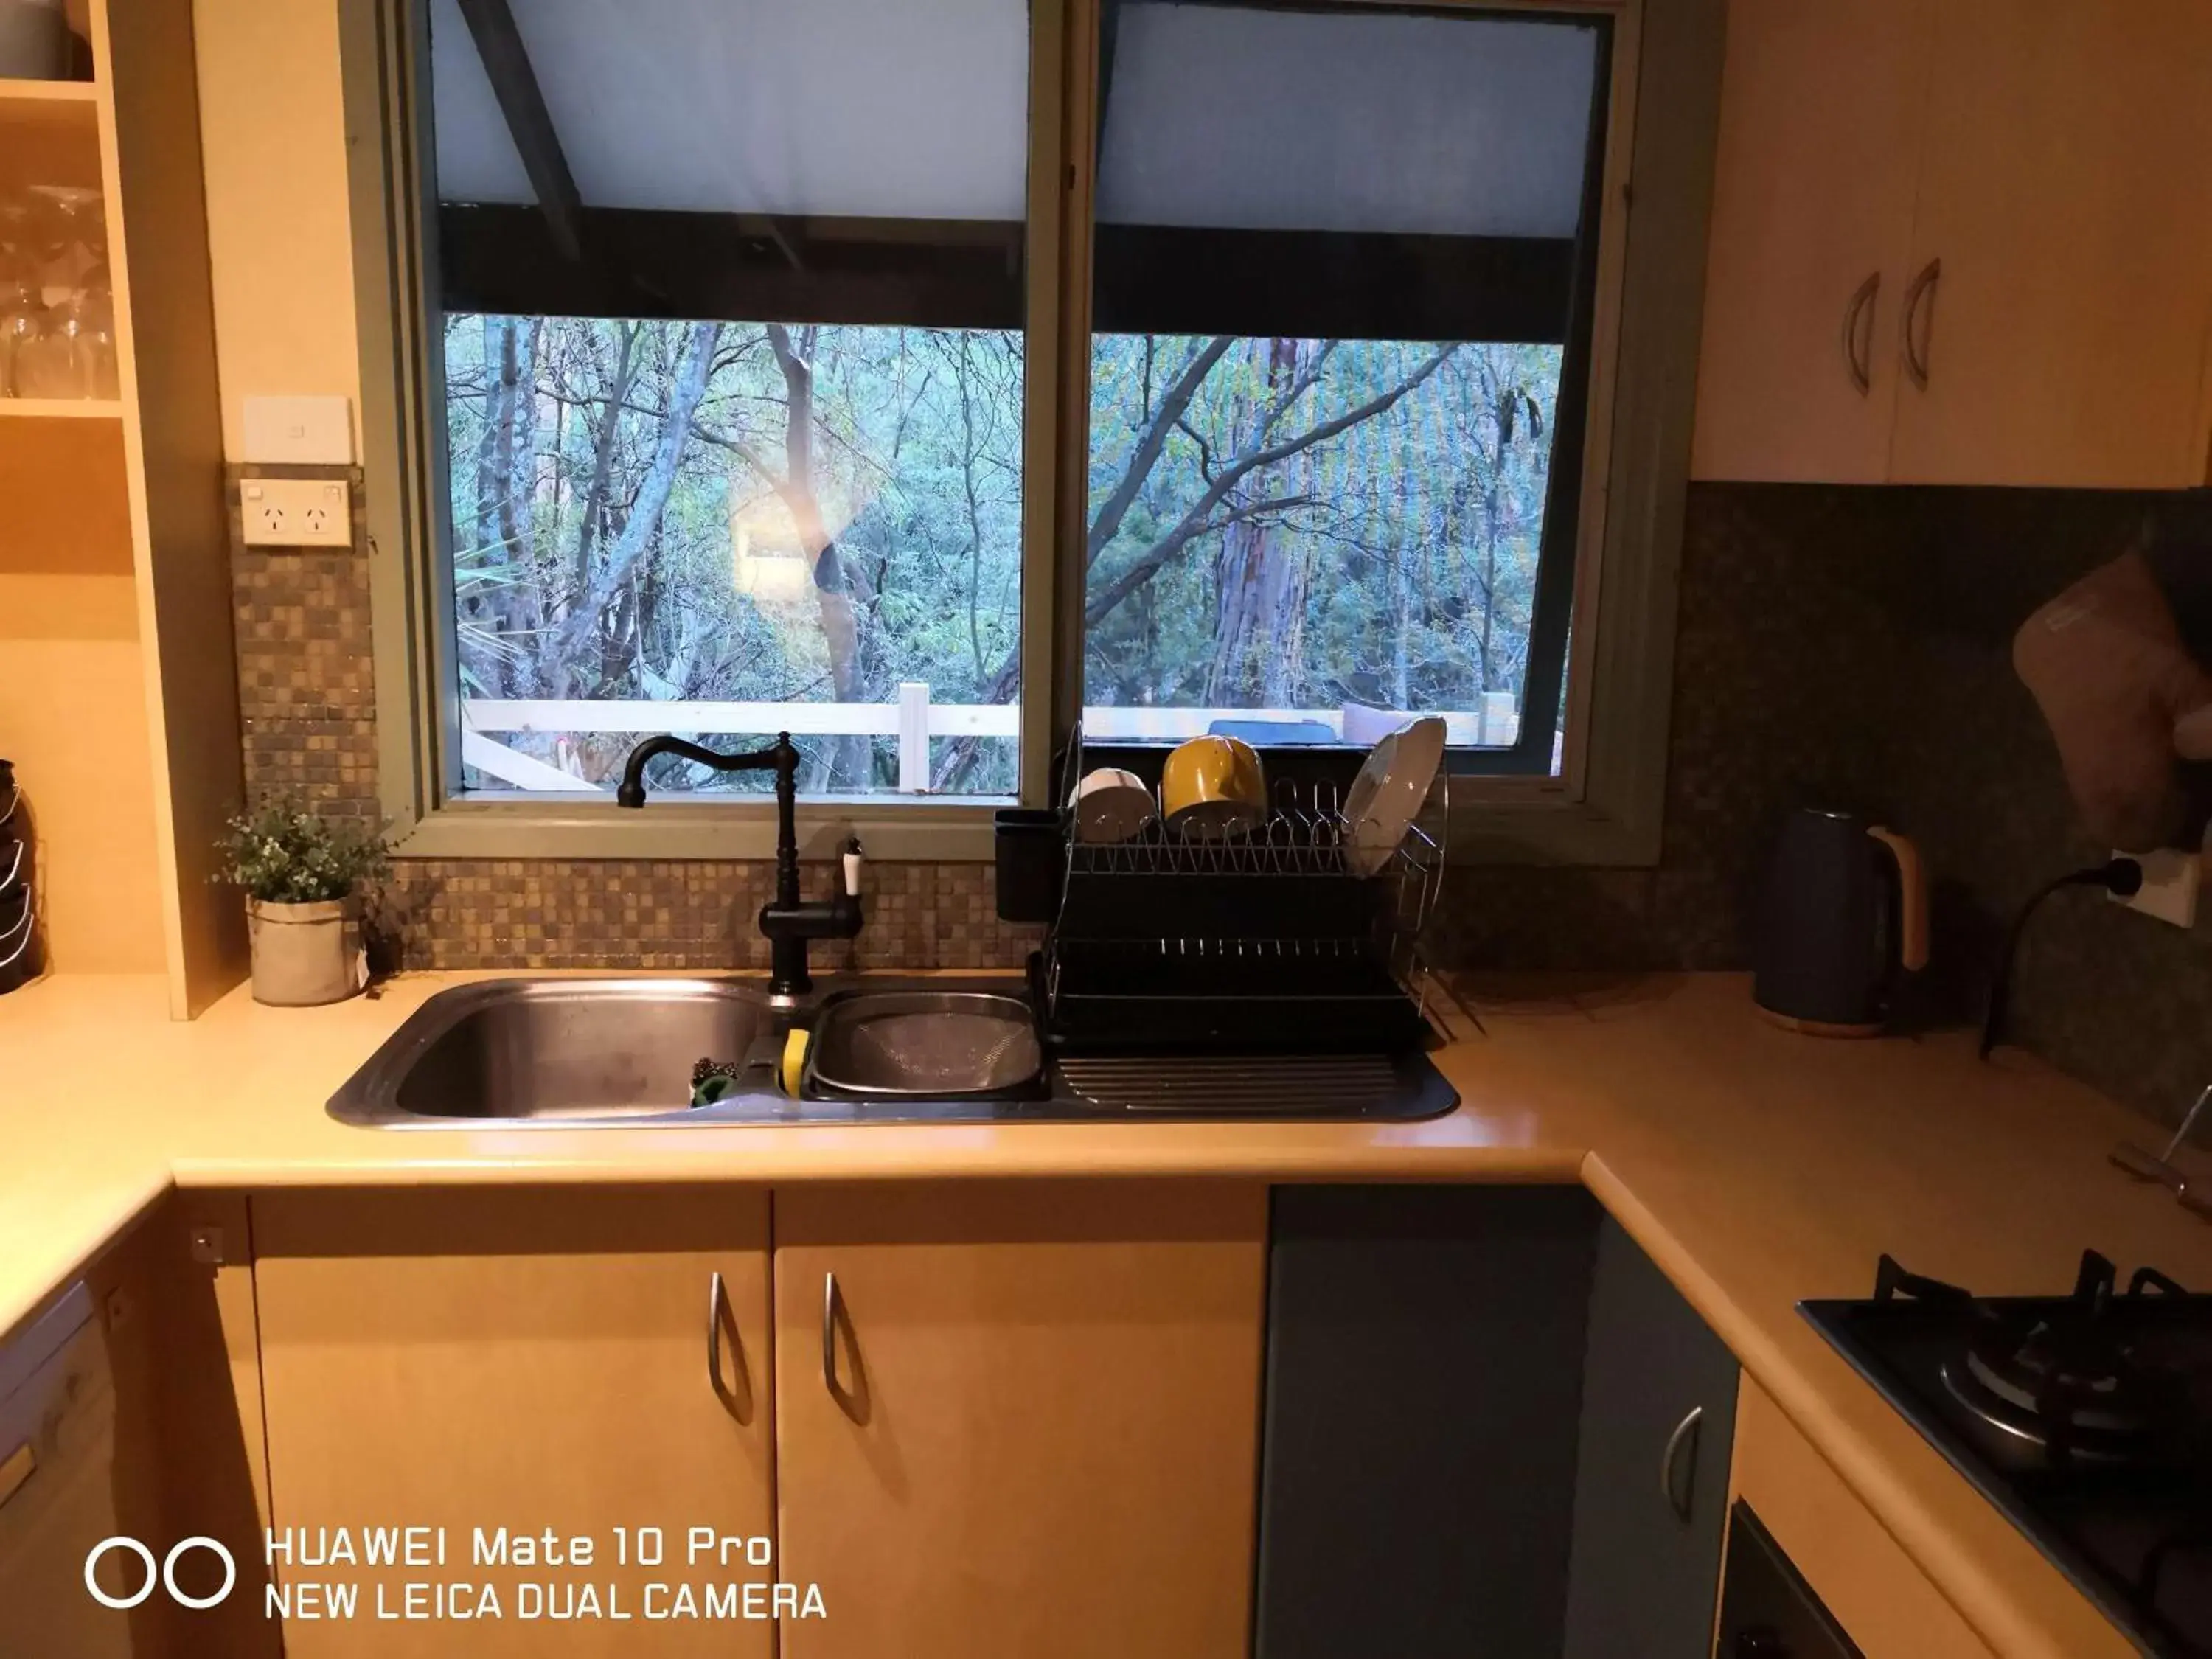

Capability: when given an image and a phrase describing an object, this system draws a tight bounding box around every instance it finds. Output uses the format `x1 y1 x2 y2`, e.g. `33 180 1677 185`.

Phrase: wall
227 461 2212 1122
193 0 360 459
189 2 2212 1119
1437 482 2212 1130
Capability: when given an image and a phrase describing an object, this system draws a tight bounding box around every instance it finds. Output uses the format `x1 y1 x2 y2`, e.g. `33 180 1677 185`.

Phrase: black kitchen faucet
614 732 863 1000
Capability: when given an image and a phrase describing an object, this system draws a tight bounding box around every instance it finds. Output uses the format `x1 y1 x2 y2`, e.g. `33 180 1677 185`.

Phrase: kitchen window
1082 4 1604 775
415 0 1034 803
348 0 1721 859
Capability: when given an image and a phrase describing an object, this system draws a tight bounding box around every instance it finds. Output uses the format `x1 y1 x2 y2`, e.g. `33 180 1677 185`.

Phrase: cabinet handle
1840 271 1879 395
1901 257 1941 390
1660 1405 1704 1521
708 1270 728 1388
821 1270 842 1395
706 1268 755 1422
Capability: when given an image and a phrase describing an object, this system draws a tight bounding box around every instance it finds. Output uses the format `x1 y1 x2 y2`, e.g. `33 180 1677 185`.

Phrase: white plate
1342 717 1447 876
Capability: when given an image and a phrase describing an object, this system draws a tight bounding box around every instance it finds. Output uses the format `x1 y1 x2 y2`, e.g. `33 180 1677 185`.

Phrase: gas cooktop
1803 1251 2212 1658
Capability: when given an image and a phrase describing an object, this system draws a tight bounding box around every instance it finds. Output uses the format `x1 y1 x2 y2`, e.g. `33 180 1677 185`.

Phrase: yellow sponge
780 1026 810 1097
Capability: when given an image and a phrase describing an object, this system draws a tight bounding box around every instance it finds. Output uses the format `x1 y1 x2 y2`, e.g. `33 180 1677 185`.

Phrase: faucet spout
615 733 792 810
613 731 861 999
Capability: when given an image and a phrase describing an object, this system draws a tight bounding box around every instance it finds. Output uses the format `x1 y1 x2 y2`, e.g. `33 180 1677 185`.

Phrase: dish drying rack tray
1038 729 1447 1054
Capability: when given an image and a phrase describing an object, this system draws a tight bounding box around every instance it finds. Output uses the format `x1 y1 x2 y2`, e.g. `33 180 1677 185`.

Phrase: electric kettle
1752 807 1927 1036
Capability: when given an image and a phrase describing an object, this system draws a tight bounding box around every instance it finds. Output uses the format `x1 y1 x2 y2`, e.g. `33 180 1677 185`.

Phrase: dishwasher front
0 1282 136 1658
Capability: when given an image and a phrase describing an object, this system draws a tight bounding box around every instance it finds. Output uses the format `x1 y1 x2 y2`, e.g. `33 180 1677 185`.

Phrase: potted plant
218 796 388 1006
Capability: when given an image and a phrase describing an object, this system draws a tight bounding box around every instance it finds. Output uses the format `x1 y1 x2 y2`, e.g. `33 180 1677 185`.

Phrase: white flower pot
247 896 366 1006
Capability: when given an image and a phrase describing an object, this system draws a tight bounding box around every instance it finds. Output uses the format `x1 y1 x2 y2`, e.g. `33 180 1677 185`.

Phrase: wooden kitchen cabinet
1690 0 1930 484
1253 1185 1599 1658
1694 0 2212 488
1731 1376 1994 1659
254 1187 776 1658
771 1181 1267 1659
1889 0 2212 488
1560 1214 1740 1659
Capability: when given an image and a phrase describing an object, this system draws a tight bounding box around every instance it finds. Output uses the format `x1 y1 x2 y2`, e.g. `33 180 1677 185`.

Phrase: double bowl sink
328 977 1457 1128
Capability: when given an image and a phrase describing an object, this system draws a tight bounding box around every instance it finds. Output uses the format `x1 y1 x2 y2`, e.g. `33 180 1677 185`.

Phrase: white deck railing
461 685 1517 792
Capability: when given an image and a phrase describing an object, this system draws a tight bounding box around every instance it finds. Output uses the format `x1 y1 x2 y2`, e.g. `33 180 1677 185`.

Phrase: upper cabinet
1892 0 2212 487
1691 0 1930 484
1693 0 2212 489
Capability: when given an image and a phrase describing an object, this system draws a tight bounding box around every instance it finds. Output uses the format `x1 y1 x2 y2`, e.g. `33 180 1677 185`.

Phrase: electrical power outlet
240 478 352 548
2112 845 2202 928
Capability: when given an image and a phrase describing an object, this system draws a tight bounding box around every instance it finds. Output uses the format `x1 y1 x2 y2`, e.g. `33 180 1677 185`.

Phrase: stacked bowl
0 758 33 993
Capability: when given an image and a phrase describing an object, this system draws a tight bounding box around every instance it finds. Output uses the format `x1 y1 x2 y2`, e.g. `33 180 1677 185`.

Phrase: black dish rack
1032 728 1446 1054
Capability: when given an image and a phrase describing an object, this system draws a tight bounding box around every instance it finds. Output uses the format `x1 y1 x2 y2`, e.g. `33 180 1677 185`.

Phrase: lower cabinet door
771 1180 1267 1659
1561 1213 1740 1659
254 1187 776 1658
1255 1184 1601 1658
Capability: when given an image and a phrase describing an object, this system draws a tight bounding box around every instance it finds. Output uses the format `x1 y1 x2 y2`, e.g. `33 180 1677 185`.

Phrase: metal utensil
2112 1085 2212 1219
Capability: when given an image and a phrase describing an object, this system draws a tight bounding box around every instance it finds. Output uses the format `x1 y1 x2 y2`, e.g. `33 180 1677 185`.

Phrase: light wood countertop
5 967 2208 1658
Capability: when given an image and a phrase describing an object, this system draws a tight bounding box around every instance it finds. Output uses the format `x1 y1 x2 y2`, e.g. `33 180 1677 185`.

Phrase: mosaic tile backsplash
229 466 2212 1124
1434 482 2212 1128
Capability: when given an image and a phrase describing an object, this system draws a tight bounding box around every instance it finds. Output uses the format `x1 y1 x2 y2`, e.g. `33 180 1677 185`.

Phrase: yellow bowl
1160 735 1267 841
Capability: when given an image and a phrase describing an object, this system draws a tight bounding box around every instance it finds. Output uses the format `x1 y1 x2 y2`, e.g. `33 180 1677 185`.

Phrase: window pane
1084 5 1604 771
428 0 1026 797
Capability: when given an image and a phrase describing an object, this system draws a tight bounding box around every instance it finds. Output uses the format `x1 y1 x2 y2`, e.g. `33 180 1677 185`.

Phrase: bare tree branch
689 420 784 493
1254 339 1338 447
1085 336 1233 565
1175 417 1215 484
543 320 720 692
1085 344 1457 625
572 321 641 597
1194 493 1322 537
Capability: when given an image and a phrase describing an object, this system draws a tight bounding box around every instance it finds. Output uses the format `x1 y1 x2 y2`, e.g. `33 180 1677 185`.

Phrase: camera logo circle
85 1537 237 1610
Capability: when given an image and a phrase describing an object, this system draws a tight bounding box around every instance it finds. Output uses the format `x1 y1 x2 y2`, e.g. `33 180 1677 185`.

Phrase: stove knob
1735 1627 1789 1659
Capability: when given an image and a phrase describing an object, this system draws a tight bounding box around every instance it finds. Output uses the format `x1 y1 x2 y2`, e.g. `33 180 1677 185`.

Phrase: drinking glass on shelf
79 282 116 398
25 185 104 289
12 290 86 398
10 189 113 400
0 196 38 397
0 279 38 398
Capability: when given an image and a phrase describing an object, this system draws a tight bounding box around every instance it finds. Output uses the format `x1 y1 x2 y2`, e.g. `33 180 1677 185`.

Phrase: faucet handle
841 837 865 899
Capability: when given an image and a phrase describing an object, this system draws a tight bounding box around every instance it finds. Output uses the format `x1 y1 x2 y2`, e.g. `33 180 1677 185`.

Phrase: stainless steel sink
804 990 1043 1099
329 977 1459 1129
327 979 779 1127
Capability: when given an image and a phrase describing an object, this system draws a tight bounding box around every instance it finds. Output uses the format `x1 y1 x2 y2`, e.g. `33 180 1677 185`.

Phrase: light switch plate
2112 844 2202 928
242 478 354 547
242 394 353 464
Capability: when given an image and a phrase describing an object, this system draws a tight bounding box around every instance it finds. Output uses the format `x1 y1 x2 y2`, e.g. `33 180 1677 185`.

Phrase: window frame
343 0 1721 865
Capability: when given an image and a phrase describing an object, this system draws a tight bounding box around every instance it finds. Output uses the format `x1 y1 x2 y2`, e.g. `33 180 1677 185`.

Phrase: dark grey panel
1256 1184 1599 1658
1562 1213 1741 1659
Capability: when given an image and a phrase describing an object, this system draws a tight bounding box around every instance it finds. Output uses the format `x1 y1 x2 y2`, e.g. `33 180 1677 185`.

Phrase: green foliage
217 797 389 905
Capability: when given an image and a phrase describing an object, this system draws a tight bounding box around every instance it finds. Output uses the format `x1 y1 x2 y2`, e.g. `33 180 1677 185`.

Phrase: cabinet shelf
0 77 97 103
0 397 123 420
0 77 98 142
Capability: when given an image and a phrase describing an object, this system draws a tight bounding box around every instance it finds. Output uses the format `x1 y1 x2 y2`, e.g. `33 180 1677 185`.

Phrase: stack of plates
0 760 33 993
